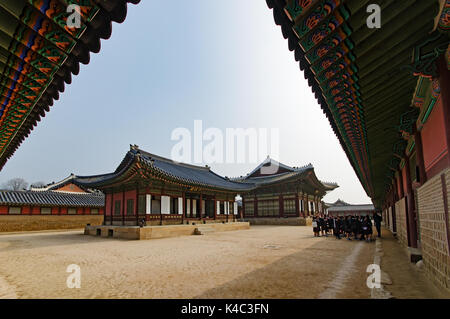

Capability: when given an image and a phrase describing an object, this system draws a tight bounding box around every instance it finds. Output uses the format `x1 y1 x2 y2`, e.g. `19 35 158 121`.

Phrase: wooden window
283 199 296 214
114 200 121 215
9 207 21 215
91 208 99 215
126 199 134 216
68 208 77 215
244 201 254 217
258 200 279 217
170 197 179 214
151 196 161 214
41 207 51 215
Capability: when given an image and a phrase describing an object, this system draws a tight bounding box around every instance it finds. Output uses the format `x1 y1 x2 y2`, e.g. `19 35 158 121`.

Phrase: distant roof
327 202 375 212
0 190 104 207
233 156 338 191
327 199 351 207
30 174 98 193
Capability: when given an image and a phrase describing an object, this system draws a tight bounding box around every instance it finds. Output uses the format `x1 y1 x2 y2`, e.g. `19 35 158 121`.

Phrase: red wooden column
182 192 186 224
121 188 125 226
304 194 309 216
199 193 203 221
404 156 419 248
295 192 300 217
398 169 404 199
438 56 450 158
135 184 139 226
254 195 258 218
110 190 114 225
414 124 427 185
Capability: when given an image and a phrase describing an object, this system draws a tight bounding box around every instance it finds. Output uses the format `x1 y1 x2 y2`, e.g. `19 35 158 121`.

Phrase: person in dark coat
373 212 382 238
327 217 334 236
312 216 320 237
319 215 326 236
344 216 352 240
334 217 343 239
351 216 358 240
365 215 373 242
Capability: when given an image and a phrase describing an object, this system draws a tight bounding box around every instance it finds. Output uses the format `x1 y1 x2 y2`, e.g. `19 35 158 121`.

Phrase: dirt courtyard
0 225 446 299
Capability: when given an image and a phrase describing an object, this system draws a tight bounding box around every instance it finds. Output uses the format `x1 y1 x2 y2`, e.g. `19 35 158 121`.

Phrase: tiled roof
327 204 375 212
233 157 338 190
0 0 140 170
74 146 339 193
0 190 104 207
266 0 448 207
74 146 257 192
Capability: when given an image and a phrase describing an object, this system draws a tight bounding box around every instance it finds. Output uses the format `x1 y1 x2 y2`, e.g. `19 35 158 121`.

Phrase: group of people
312 213 382 242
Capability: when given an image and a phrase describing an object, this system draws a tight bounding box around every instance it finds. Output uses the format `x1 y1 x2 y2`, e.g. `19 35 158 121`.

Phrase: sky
0 0 371 204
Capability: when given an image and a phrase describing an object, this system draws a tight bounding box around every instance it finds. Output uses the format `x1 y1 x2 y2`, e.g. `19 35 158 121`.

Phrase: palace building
267 0 450 289
0 174 104 232
72 145 254 226
234 157 338 225
69 146 337 227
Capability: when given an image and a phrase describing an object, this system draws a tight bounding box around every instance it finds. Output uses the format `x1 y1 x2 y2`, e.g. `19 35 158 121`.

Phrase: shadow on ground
195 235 374 299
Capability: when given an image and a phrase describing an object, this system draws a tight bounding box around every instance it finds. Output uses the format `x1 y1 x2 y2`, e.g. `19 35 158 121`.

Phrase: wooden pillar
160 188 163 226
199 193 203 220
254 194 258 218
121 188 125 226
414 124 427 185
438 56 450 159
404 155 418 248
279 195 284 218
135 184 139 226
398 168 404 199
295 192 300 217
110 190 114 226
305 195 309 216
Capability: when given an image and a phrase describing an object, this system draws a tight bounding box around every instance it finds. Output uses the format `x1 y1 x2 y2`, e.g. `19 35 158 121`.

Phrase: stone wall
395 198 408 247
417 168 450 290
0 215 104 232
85 222 250 240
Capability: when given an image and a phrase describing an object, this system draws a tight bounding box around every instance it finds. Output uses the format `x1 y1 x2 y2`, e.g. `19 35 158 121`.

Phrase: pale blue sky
0 0 371 204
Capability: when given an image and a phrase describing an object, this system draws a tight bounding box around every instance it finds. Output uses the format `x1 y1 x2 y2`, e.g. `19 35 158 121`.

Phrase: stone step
194 227 215 235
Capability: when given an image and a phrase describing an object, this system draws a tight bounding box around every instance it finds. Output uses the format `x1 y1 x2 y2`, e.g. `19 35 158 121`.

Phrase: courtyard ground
0 225 447 299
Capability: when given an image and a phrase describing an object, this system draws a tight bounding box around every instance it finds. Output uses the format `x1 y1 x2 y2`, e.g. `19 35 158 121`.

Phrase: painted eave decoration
0 0 140 170
267 0 450 207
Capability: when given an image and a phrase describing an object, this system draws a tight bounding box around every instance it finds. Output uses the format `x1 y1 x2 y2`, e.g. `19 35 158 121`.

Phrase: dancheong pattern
266 0 448 206
0 1 140 170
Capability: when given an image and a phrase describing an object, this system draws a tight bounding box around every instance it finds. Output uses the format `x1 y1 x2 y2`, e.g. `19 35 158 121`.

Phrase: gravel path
0 226 376 298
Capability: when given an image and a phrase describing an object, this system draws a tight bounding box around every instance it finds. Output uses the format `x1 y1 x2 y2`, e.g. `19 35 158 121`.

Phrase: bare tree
2 178 28 191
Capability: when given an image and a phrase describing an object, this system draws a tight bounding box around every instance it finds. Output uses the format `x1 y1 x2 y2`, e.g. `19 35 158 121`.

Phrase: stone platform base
242 217 309 226
84 222 250 240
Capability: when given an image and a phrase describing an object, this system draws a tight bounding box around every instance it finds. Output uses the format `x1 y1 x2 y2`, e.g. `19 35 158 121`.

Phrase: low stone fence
0 215 104 232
